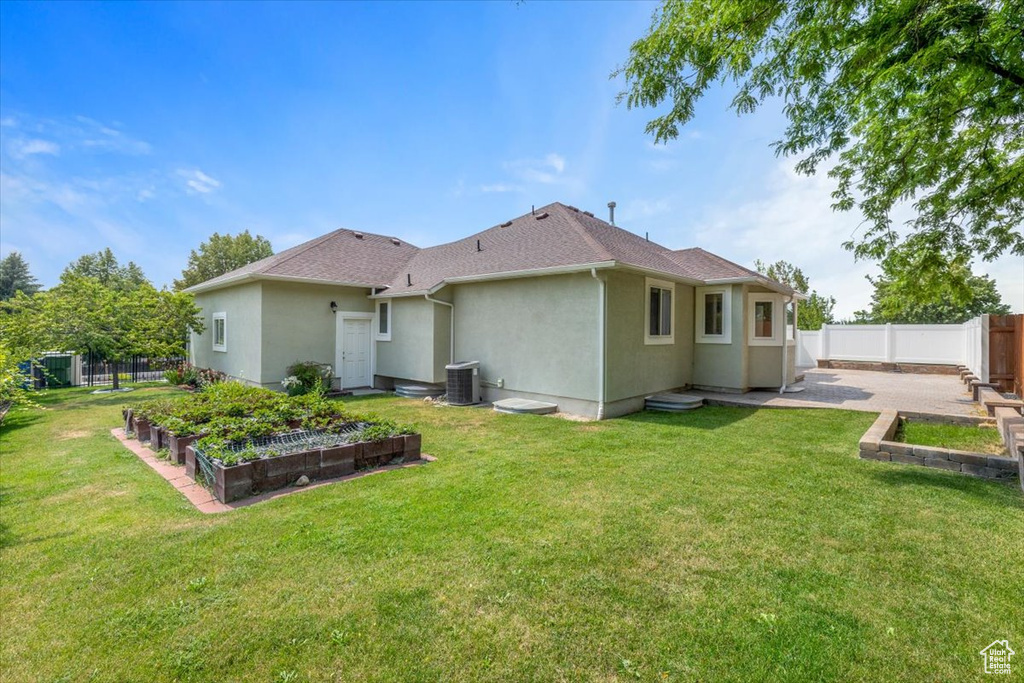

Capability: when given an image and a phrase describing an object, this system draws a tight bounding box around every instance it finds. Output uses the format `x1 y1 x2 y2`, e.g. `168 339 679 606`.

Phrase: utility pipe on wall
780 294 794 394
591 268 607 419
424 294 455 364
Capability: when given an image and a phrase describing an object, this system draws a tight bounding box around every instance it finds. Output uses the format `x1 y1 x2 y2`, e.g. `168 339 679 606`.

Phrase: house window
645 278 675 345
212 312 227 352
754 300 773 338
704 293 724 336
748 294 781 345
376 300 391 341
695 286 732 344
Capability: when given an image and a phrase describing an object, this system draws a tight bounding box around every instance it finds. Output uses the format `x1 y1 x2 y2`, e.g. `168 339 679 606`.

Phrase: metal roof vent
583 210 594 217
500 220 512 228
391 238 401 246
353 232 364 239
534 212 549 220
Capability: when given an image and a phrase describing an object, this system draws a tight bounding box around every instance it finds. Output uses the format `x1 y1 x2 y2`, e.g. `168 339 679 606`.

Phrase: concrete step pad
493 398 558 415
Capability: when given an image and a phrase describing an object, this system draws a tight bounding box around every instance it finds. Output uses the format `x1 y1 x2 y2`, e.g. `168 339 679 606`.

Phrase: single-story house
187 202 803 418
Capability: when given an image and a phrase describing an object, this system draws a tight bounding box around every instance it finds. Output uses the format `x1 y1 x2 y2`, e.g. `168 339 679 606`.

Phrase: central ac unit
446 361 480 405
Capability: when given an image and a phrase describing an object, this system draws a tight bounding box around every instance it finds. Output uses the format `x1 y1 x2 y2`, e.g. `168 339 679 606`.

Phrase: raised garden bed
122 382 421 502
859 410 1018 482
186 427 422 502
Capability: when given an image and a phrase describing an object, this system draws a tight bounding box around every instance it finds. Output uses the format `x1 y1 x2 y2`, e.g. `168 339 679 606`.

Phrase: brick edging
857 412 1018 482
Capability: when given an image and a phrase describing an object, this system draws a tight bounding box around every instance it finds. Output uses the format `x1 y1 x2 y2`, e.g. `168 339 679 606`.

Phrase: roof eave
704 276 805 299
187 272 383 294
370 261 618 299
615 263 704 286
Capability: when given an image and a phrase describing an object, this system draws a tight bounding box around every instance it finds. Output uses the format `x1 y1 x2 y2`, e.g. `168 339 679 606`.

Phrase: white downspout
591 268 606 420
424 294 455 364
780 294 794 394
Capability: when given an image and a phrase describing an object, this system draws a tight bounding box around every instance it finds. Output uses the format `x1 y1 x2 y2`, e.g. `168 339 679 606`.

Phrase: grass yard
1 387 1022 682
898 420 1007 455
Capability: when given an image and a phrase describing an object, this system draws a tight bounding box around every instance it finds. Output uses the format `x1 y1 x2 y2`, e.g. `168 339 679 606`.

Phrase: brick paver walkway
694 367 979 416
111 428 435 513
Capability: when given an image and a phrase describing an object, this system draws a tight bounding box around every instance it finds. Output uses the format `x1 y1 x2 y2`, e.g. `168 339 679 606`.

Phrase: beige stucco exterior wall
376 296 449 384
692 284 749 391
190 281 263 383
746 285 798 389
451 273 599 402
748 346 793 388
260 281 372 388
604 270 694 402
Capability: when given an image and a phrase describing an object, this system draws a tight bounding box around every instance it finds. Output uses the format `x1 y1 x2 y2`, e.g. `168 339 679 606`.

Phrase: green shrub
283 361 332 396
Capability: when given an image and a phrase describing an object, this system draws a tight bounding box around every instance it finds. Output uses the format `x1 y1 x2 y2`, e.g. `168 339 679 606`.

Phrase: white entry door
338 317 371 389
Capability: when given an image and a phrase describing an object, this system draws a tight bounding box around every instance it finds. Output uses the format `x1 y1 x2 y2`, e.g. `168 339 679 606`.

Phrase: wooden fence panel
1015 315 1024 397
988 314 1022 394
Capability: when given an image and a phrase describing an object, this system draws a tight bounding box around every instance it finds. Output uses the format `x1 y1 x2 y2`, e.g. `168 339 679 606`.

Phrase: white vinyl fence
796 315 990 381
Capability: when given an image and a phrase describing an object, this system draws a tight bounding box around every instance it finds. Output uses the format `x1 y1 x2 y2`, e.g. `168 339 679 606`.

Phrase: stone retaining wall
858 410 1018 482
818 360 958 375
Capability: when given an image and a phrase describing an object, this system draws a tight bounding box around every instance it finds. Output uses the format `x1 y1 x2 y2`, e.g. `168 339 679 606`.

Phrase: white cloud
74 116 151 155
619 198 671 222
179 168 221 194
486 151 585 194
505 152 570 185
545 152 565 173
480 182 523 194
8 138 60 158
690 160 901 319
688 159 1024 316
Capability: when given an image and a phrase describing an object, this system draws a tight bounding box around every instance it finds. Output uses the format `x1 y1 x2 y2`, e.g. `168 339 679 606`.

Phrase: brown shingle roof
379 202 793 296
669 247 793 291
186 228 419 293
187 202 795 296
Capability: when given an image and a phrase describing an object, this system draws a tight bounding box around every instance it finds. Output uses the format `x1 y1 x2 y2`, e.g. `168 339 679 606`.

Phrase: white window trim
748 294 782 346
212 312 227 352
375 300 392 342
644 277 675 346
695 285 732 344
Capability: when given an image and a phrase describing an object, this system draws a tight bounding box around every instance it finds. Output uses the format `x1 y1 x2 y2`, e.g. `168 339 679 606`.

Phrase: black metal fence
81 353 186 387
31 353 186 388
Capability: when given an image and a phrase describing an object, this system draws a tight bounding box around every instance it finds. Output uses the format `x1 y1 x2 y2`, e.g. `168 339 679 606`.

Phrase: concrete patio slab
693 367 980 416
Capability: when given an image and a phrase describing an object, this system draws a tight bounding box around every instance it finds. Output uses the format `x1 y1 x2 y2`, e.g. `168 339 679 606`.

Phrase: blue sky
1 1 1020 316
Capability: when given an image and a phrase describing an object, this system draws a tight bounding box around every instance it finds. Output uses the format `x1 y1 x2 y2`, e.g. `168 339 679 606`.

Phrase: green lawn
2 387 1022 682
899 420 1007 455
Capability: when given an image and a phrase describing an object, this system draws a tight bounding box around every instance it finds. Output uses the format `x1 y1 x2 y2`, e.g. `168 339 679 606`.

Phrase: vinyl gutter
424 291 455 364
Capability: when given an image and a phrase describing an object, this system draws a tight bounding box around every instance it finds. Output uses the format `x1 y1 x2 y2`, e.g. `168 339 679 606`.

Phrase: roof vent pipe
476 239 481 252
607 201 616 225
407 274 412 286
532 205 535 215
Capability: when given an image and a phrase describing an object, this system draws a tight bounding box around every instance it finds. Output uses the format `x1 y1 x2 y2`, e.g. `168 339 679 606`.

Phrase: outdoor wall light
330 301 338 313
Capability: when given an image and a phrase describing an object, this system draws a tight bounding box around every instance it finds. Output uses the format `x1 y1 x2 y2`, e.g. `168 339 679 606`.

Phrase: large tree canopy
617 0 1023 287
0 251 41 300
853 235 1010 323
2 251 203 390
174 230 273 290
754 259 836 330
62 248 147 292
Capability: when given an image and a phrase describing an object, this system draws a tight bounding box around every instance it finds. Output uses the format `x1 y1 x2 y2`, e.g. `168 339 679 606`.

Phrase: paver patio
694 367 979 415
